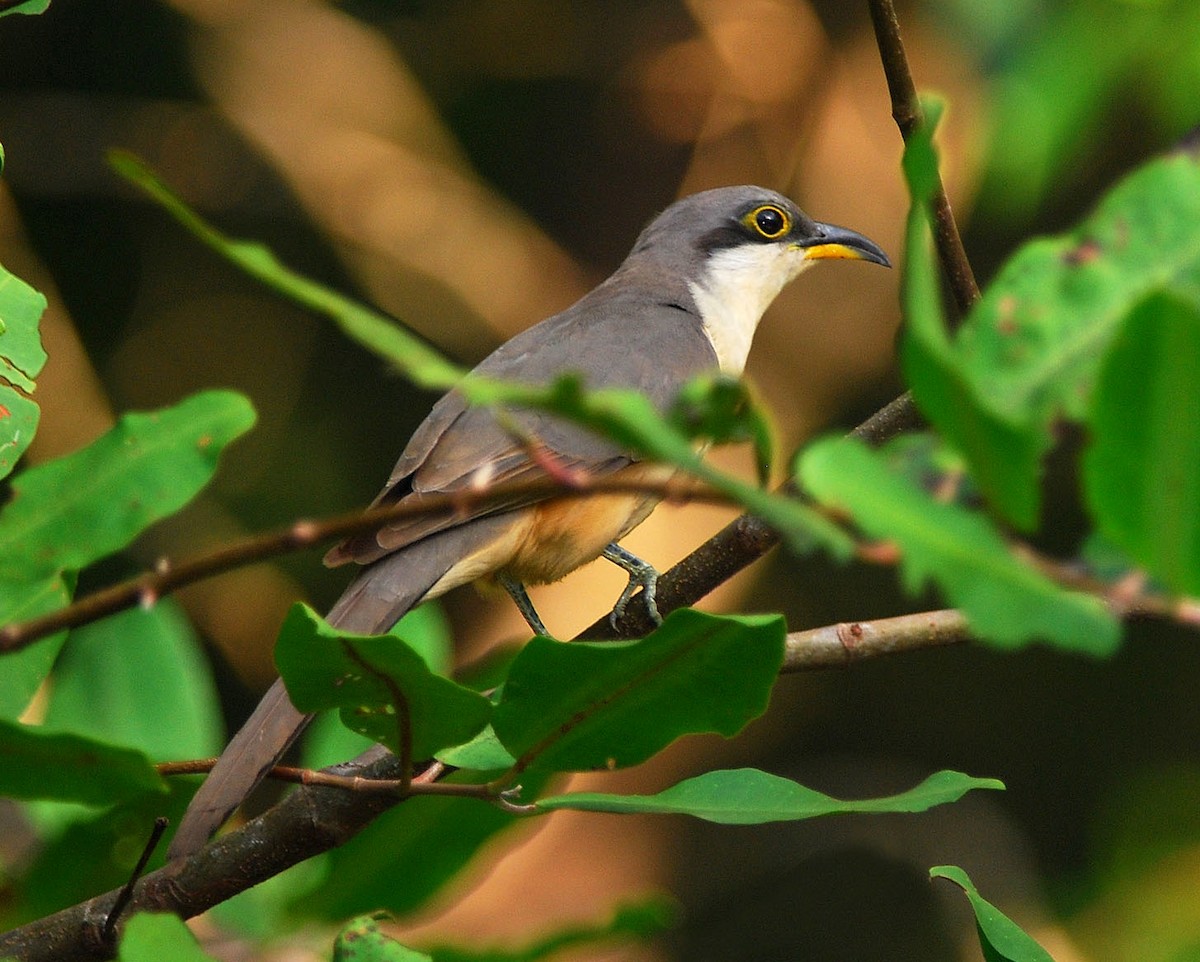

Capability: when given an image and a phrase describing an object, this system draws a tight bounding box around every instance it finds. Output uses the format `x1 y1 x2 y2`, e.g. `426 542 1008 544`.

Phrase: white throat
687 245 813 375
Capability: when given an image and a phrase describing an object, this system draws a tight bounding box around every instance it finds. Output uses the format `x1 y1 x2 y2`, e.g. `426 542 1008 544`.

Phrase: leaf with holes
0 260 47 480
275 604 491 760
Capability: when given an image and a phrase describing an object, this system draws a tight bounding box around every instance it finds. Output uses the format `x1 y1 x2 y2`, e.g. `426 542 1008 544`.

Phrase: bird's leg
602 543 663 629
497 574 551 637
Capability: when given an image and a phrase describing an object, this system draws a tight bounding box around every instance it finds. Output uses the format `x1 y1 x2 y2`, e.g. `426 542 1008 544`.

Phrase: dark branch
867 0 980 313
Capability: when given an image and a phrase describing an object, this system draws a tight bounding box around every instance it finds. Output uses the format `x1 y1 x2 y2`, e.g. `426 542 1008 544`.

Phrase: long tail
167 517 507 860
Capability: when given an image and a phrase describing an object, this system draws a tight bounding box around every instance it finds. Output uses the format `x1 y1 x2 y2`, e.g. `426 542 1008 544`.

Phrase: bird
167 185 889 859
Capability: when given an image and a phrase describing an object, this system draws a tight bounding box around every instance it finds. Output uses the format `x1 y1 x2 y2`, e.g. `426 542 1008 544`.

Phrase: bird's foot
602 543 663 630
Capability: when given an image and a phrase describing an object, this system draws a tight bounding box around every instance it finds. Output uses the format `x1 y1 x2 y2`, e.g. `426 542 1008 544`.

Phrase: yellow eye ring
743 204 792 240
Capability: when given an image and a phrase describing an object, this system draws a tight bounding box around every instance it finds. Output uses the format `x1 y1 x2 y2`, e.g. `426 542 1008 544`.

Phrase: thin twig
157 759 492 798
102 817 169 942
0 476 730 653
867 0 980 313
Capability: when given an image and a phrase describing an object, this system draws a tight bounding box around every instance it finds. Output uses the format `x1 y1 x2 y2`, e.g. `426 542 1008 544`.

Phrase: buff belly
423 463 670 599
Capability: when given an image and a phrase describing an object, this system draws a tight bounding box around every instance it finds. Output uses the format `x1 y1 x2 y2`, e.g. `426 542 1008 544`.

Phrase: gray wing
327 289 718 566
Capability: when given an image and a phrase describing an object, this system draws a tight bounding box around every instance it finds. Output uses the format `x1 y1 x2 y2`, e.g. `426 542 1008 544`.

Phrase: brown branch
0 476 730 654
580 394 925 640
157 758 492 799
867 0 980 313
783 608 969 669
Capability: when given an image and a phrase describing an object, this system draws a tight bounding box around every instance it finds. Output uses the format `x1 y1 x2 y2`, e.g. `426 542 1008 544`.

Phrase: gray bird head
616 185 890 374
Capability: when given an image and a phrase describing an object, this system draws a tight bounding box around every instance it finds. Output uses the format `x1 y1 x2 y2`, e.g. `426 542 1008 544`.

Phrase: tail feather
167 518 505 860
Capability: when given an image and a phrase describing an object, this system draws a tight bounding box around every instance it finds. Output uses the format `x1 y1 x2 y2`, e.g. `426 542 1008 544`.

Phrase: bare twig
867 0 980 312
783 608 969 670
102 817 169 942
157 758 493 799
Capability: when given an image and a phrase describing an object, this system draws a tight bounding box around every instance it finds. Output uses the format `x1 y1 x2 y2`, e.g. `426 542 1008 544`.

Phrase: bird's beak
798 222 891 268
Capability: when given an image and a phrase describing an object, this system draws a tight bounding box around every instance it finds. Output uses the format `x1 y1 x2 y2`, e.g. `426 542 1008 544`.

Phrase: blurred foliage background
1 1 1199 960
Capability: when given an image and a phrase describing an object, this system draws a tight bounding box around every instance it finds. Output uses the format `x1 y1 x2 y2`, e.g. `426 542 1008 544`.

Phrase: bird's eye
746 204 790 240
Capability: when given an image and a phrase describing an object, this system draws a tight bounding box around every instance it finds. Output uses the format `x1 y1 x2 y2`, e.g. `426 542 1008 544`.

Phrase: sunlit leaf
0 260 47 480
0 0 51 17
0 574 70 719
334 915 432 962
43 603 222 761
902 112 1200 529
800 436 1120 654
536 768 1003 823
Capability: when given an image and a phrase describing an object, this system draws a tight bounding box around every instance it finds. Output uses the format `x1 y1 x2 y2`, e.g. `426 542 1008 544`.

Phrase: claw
602 544 663 629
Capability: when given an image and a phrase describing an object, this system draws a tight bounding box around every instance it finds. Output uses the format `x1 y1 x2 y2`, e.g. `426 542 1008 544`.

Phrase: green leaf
0 260 47 480
118 912 218 962
0 390 256 582
0 719 165 804
799 436 1120 654
669 373 775 485
1083 291 1200 595
536 768 1003 824
903 121 1200 528
0 0 51 17
428 897 675 962
302 605 452 770
334 916 433 962
964 148 1200 423
293 768 542 920
930 866 1055 962
109 151 464 391
493 609 785 775
899 113 1045 529
0 574 70 719
275 604 491 759
435 725 516 772
16 781 193 925
43 602 222 761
